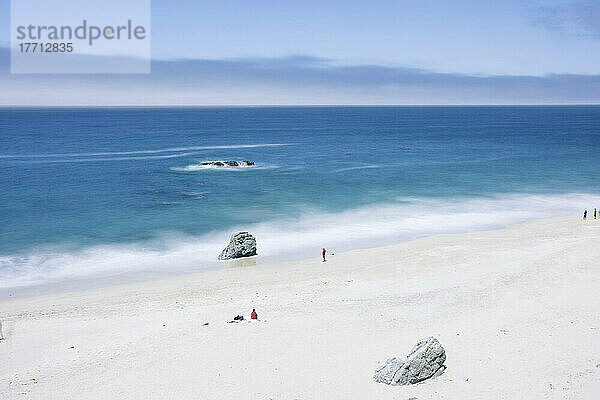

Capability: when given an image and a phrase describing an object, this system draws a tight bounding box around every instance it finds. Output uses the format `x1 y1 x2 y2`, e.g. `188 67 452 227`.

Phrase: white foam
1 192 599 290
333 164 381 173
0 143 291 159
240 192 600 258
9 152 196 164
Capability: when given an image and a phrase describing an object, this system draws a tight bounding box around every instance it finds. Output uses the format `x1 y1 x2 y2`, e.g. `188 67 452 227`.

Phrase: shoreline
2 195 599 299
2 214 600 399
0 214 592 302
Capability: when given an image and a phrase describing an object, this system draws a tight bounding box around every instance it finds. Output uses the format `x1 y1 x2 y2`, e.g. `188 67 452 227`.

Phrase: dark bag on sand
234 315 244 321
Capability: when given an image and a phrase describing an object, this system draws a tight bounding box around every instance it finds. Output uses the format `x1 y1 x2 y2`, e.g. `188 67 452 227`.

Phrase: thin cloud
1 49 599 105
536 1 600 38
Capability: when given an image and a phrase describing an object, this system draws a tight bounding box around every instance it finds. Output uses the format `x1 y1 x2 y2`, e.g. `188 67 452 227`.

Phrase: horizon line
1 104 600 108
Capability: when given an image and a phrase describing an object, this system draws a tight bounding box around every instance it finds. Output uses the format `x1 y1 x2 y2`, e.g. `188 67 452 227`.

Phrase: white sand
1 216 600 399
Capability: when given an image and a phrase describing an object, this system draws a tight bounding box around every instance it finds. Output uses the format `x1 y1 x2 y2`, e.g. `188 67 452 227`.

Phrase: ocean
1 106 599 292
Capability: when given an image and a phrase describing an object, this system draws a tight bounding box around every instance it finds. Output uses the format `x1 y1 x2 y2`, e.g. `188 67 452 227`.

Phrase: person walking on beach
583 210 587 220
595 208 597 219
322 248 327 262
251 309 258 320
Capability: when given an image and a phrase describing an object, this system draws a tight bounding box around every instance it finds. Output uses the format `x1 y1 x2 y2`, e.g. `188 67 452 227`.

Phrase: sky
0 0 599 105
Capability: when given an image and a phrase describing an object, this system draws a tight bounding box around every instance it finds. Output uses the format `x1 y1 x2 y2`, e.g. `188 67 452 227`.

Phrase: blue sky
150 0 600 76
1 0 599 105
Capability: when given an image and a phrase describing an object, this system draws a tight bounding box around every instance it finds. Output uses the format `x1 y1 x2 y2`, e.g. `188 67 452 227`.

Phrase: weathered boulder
374 336 446 385
218 232 257 260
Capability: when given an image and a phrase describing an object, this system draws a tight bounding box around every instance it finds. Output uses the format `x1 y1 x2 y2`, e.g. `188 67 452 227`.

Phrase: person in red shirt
251 309 258 320
322 248 326 262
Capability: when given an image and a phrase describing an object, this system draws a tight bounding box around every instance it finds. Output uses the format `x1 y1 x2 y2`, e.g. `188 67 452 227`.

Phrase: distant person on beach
322 248 327 262
595 208 597 219
251 309 258 320
583 210 587 220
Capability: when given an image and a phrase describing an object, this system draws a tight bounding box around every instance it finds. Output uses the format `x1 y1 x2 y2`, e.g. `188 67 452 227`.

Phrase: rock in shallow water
201 160 254 167
218 232 257 260
374 336 446 385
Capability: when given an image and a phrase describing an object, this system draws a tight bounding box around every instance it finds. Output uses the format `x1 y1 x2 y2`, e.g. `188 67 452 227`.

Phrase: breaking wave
1 192 599 292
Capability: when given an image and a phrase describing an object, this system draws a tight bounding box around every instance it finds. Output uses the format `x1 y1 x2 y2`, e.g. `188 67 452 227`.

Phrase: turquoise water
1 106 599 290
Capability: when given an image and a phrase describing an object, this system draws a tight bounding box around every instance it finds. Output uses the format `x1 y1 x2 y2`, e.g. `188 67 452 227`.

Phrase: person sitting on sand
251 309 258 320
322 248 327 262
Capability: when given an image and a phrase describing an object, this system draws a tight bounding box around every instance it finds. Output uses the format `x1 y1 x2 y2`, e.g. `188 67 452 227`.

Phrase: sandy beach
1 215 600 399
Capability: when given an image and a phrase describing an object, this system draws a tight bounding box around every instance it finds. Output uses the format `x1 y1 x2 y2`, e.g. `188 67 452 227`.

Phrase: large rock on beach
218 231 257 260
374 336 446 385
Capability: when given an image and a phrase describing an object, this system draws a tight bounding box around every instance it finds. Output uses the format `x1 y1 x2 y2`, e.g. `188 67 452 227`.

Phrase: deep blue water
1 106 599 289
